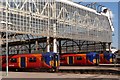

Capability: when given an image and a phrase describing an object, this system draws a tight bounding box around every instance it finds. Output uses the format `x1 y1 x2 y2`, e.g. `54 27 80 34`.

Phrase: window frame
10 58 17 63
29 57 36 62
76 56 82 60
60 57 65 60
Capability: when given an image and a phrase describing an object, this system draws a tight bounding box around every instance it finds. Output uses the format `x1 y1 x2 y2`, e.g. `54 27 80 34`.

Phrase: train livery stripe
26 57 27 68
67 57 69 64
93 59 96 64
50 60 53 66
56 61 57 67
110 58 113 63
73 57 74 64
33 54 41 61
58 61 60 66
52 60 53 66
19 57 20 68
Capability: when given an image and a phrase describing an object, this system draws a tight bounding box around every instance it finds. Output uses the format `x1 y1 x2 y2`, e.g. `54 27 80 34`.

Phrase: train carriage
1 52 60 72
60 52 99 66
43 52 60 71
60 53 87 66
8 54 43 69
86 52 99 65
99 52 116 64
1 55 15 69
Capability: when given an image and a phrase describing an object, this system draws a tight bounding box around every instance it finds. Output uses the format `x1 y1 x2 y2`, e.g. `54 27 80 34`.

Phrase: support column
35 40 38 51
28 43 31 53
79 40 81 52
108 43 111 52
17 46 19 54
53 38 57 53
47 37 50 52
87 41 89 52
59 40 61 54
53 23 57 53
0 35 2 72
8 44 9 55
0 35 2 55
103 43 106 52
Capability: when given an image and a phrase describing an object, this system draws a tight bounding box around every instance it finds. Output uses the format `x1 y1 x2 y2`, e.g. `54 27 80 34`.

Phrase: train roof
88 52 98 54
56 0 114 32
60 53 86 56
43 52 57 56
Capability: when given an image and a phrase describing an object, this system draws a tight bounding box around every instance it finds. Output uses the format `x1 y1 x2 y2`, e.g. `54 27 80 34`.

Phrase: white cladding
56 0 114 32
0 0 113 42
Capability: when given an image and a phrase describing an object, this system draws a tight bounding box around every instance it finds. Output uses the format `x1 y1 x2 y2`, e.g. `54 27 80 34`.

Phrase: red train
60 52 99 66
99 52 116 64
60 52 115 66
1 52 115 71
1 52 60 71
1 55 14 69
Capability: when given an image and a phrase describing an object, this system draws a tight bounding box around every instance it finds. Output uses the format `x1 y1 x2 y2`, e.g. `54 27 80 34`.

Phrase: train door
21 57 26 68
53 54 59 68
96 54 99 65
69 56 73 65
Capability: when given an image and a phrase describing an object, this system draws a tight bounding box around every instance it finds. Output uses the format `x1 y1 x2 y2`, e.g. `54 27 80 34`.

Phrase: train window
50 56 54 60
51 56 54 60
76 56 82 60
29 57 36 62
60 57 65 60
10 58 17 63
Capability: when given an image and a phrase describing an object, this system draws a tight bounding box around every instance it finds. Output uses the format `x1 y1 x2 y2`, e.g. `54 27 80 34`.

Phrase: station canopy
0 0 113 42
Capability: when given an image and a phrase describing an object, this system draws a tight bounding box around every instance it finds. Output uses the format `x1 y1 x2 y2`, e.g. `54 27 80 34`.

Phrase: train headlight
93 59 96 64
49 60 54 66
110 58 112 63
49 61 52 66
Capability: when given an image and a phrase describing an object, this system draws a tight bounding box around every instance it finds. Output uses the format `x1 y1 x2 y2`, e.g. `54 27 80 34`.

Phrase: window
10 58 17 63
60 57 65 60
51 56 54 60
29 57 36 62
76 56 82 60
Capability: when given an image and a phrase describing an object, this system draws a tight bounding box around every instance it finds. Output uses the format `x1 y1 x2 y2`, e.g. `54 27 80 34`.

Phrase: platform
1 71 119 79
59 66 119 71
99 64 120 67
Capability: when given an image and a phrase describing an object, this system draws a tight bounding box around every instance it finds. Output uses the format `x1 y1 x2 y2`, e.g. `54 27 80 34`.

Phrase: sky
73 0 119 49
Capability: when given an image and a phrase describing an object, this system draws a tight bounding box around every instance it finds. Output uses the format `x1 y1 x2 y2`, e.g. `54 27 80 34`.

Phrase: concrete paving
59 66 119 70
1 71 119 79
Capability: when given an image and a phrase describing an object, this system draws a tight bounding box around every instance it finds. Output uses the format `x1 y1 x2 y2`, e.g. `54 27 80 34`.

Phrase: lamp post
0 20 12 76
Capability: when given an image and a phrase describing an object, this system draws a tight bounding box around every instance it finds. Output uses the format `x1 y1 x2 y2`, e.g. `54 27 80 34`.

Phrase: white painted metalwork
47 37 50 52
0 0 113 43
53 23 57 53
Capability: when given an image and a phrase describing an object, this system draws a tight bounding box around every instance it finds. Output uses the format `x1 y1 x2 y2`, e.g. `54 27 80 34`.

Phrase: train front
42 52 60 71
104 52 116 64
87 52 99 65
